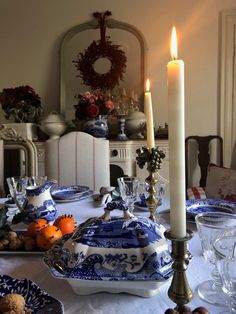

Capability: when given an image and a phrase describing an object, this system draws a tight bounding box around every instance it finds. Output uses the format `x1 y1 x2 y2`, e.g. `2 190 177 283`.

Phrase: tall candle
167 27 186 238
145 79 155 150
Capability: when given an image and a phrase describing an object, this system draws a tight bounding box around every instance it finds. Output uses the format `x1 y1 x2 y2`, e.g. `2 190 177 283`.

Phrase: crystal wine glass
6 176 28 210
27 176 48 187
214 233 236 313
117 177 139 213
195 212 236 306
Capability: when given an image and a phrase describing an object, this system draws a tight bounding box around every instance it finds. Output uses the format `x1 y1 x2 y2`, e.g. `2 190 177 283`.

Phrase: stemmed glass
117 177 139 213
138 180 167 207
195 212 236 306
28 176 48 187
214 233 236 314
6 176 48 211
6 176 29 210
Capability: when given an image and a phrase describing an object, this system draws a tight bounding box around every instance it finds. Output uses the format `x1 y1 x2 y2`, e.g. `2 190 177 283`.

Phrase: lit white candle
145 79 155 150
167 27 186 238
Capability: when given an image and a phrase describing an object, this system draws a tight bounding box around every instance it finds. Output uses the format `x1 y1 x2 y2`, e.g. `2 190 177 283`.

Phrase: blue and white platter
51 185 93 201
134 201 148 211
186 199 236 219
0 274 64 313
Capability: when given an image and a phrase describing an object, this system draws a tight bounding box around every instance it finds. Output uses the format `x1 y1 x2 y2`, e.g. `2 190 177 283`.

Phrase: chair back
185 135 223 190
45 132 110 191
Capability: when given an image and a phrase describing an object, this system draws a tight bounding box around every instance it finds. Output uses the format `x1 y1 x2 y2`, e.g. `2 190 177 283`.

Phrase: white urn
125 111 146 139
40 111 67 139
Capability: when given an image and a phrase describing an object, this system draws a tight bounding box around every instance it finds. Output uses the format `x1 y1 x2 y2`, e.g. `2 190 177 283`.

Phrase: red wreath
73 11 127 91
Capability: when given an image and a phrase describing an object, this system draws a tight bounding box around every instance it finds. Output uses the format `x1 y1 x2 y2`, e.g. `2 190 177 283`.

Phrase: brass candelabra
136 146 209 314
136 146 165 222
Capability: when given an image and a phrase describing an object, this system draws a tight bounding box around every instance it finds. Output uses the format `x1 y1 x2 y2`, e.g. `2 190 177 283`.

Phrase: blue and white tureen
44 206 173 296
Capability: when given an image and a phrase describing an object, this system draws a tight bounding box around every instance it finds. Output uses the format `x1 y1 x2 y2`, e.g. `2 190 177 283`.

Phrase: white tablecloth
0 198 226 314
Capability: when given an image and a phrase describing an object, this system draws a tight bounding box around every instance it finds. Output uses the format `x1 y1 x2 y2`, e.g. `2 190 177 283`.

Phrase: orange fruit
53 214 76 236
36 225 62 251
27 219 49 238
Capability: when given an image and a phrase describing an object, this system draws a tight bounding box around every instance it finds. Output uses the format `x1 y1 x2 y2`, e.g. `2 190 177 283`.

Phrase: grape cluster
136 146 165 173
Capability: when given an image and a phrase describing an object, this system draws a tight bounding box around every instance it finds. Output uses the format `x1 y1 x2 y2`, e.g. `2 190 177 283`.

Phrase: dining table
0 196 228 314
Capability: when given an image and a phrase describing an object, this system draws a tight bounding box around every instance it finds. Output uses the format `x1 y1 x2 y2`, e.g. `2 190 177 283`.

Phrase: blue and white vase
82 115 108 138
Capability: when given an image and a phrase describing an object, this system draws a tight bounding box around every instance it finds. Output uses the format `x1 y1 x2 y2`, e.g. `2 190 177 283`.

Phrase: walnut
0 238 10 250
0 293 25 313
7 231 17 240
8 239 23 251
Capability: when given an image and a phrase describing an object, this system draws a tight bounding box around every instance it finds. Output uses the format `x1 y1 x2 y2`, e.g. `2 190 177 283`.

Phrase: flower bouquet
74 90 114 138
0 85 41 123
74 90 114 120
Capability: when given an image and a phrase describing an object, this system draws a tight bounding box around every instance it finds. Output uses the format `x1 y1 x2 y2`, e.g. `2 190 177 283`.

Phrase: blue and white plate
51 185 92 201
134 201 148 211
4 198 17 208
186 199 236 219
0 274 64 313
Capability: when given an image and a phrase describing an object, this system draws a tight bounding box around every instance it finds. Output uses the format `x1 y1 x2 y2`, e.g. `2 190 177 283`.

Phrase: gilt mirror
60 12 147 122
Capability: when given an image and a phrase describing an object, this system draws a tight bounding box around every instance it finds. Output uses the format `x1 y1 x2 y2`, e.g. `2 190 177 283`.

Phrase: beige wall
0 0 235 137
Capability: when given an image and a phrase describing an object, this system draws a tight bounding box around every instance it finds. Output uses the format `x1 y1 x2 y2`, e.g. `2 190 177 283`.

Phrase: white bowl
40 122 67 139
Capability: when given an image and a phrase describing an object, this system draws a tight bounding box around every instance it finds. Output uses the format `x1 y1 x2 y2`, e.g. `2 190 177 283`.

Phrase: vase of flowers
0 85 41 123
74 90 114 138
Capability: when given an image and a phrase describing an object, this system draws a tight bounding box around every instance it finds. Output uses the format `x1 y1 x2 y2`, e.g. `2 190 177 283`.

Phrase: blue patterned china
4 198 17 208
134 200 149 211
24 181 57 224
44 206 173 295
51 185 91 201
0 274 64 313
82 115 109 138
186 199 236 219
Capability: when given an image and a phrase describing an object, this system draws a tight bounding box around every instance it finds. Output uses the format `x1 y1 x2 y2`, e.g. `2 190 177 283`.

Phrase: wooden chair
45 132 110 191
185 135 223 192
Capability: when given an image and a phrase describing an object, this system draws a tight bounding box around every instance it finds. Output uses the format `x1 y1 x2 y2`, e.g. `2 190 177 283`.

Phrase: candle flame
170 26 178 60
146 79 150 92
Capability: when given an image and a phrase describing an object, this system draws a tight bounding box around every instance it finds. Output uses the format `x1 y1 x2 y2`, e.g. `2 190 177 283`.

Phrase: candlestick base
164 229 193 306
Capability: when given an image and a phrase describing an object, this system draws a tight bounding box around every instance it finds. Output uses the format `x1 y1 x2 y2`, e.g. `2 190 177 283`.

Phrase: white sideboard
34 139 169 184
109 139 169 182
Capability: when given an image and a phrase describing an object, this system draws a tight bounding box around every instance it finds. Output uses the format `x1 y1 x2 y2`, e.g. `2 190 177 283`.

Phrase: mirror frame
0 125 38 177
60 17 147 118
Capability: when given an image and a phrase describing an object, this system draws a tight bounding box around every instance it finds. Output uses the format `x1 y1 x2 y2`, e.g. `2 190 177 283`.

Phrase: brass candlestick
145 170 158 222
136 146 165 222
164 229 193 306
136 147 209 313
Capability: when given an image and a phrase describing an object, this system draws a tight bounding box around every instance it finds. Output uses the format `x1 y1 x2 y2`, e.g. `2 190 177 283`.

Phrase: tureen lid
44 205 173 282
